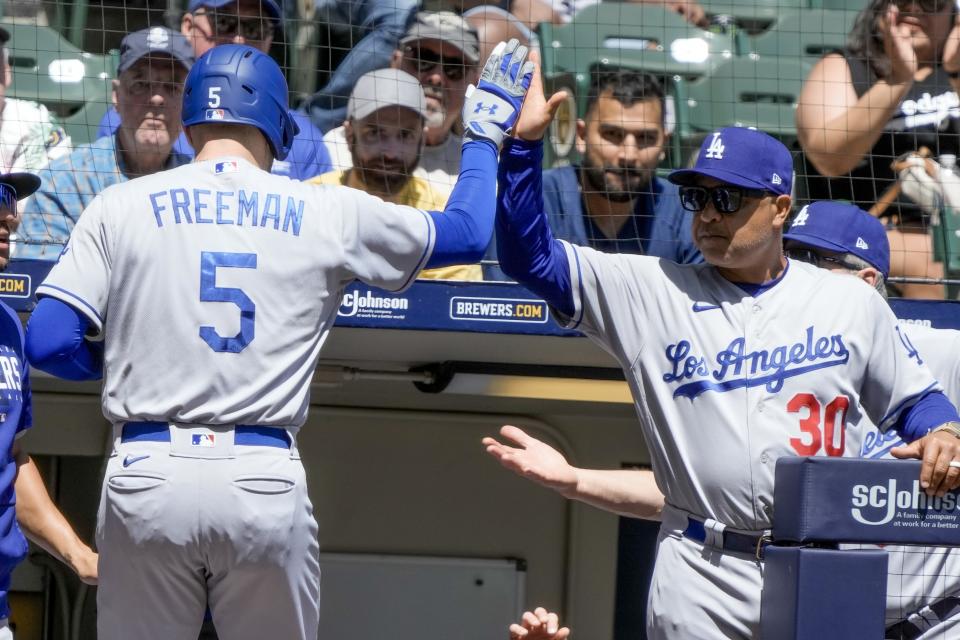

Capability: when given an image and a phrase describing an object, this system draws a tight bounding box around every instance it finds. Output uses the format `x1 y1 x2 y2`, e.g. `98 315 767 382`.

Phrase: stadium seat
2 20 114 145
701 0 805 26
750 9 858 60
679 56 811 152
539 3 737 91
814 0 867 10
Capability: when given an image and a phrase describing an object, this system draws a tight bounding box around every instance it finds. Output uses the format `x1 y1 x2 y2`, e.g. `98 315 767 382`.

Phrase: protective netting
2 0 959 299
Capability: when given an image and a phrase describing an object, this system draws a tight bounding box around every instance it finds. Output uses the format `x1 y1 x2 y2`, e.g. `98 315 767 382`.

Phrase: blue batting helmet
182 44 298 160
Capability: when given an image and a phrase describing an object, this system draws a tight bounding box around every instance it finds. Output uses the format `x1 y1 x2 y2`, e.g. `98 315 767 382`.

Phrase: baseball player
782 202 960 640
0 172 99 639
491 69 960 639
487 201 960 638
24 40 534 639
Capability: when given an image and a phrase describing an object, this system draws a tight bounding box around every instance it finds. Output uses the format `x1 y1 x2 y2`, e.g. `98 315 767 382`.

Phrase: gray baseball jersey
36 157 435 640
860 325 960 632
559 244 940 531
37 158 434 426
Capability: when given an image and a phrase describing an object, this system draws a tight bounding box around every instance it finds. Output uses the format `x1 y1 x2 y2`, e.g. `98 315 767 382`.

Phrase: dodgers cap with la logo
668 126 793 196
784 201 890 278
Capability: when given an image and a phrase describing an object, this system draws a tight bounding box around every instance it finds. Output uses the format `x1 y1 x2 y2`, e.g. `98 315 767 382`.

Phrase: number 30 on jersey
788 393 850 457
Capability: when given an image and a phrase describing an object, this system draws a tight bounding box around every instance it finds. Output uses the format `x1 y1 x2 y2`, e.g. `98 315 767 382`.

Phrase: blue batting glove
462 38 535 149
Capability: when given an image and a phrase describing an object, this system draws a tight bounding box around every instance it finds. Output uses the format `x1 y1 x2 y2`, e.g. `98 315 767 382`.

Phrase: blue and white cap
784 201 890 278
668 127 793 196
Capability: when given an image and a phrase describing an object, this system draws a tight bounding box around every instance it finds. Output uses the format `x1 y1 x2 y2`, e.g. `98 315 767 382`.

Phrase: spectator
0 26 71 174
17 27 193 260
95 0 332 181
323 11 481 195
302 0 419 133
796 0 959 299
463 5 537 65
484 69 700 280
310 68 481 281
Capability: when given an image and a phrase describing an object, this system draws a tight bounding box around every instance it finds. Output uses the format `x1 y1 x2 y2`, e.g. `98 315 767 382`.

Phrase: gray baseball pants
96 423 320 640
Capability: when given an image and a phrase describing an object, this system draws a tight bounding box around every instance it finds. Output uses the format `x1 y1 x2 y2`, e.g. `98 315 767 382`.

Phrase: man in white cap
323 11 482 195
310 68 481 281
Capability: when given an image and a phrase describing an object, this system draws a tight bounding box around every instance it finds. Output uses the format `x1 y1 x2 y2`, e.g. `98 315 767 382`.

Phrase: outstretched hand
512 49 569 142
943 7 960 75
880 5 918 84
510 607 571 639
462 38 536 148
483 425 578 495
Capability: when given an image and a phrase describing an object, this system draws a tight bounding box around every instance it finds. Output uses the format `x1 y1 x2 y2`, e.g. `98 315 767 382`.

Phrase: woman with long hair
796 0 959 298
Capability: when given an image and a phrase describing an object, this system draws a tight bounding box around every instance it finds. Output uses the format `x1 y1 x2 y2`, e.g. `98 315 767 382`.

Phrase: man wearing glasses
488 199 960 638
784 201 960 640
96 0 331 181
492 85 960 637
324 11 480 195
18 27 194 260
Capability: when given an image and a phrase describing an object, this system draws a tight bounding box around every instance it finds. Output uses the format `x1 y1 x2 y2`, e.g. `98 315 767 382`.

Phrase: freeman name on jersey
148 188 305 237
662 325 849 399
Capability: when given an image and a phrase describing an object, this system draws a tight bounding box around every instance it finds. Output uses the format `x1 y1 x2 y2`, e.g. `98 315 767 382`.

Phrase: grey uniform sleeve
859 290 943 432
337 188 436 292
559 241 664 366
34 194 112 334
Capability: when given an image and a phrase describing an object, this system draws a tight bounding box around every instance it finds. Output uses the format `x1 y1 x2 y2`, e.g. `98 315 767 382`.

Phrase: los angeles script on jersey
662 326 849 399
147 189 305 237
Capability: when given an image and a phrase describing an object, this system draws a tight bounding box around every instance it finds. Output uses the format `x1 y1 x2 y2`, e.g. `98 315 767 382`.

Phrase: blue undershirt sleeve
893 390 960 442
426 139 498 268
25 298 104 381
495 138 574 317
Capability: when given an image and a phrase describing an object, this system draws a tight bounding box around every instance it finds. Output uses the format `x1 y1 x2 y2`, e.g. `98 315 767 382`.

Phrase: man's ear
181 13 194 37
111 78 120 109
344 119 354 154
575 119 586 156
390 49 404 69
856 266 881 288
772 195 792 229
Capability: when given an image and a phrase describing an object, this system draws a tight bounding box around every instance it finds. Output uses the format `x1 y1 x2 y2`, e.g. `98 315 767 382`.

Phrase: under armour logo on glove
462 38 535 149
473 102 499 115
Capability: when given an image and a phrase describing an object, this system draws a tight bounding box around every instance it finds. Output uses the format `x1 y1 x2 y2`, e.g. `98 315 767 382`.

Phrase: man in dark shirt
485 68 700 280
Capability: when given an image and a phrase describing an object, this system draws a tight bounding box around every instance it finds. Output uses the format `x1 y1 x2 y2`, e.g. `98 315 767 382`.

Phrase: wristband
933 422 960 439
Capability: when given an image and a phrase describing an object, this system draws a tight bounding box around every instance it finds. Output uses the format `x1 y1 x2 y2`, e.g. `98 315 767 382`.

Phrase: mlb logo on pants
192 433 216 447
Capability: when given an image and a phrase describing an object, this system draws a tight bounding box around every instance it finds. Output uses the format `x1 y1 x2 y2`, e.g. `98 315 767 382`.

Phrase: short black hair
586 68 665 122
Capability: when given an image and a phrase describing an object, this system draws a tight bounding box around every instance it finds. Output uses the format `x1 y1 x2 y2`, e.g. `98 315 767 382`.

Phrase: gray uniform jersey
560 244 940 531
37 158 435 426
860 325 960 624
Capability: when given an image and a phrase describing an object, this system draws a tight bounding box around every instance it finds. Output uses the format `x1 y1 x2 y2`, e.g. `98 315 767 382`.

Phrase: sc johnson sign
851 479 960 527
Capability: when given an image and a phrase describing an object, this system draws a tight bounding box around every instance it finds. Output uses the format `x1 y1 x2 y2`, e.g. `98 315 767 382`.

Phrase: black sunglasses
679 185 771 214
194 9 275 41
403 46 467 82
785 248 863 272
895 0 950 13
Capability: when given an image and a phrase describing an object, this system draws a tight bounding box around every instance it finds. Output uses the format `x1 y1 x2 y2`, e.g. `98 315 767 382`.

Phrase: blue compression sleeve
496 138 574 317
426 139 498 268
893 390 960 442
26 297 104 381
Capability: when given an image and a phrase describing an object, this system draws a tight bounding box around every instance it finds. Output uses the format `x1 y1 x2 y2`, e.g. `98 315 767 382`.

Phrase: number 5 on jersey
199 251 256 353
